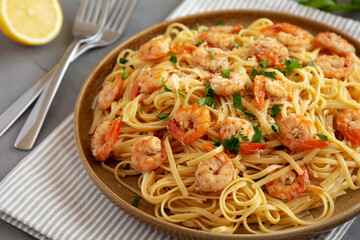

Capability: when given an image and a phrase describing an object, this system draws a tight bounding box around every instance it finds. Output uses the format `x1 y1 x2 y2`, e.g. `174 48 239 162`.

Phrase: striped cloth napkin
0 0 358 239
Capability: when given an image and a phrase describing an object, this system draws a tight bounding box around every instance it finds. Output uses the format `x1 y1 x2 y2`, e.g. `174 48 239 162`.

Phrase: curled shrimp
195 143 234 192
167 103 211 145
253 75 292 109
131 67 169 99
208 24 244 33
91 118 122 161
251 37 289 66
336 109 360 145
315 55 354 79
170 45 197 55
199 25 243 50
131 136 167 172
315 31 355 56
260 22 312 51
201 70 247 96
219 117 267 154
191 47 228 72
265 165 310 200
97 75 125 110
138 38 170 61
278 114 330 151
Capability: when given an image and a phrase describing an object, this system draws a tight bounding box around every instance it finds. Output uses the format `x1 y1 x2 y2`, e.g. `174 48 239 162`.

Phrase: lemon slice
0 0 63 45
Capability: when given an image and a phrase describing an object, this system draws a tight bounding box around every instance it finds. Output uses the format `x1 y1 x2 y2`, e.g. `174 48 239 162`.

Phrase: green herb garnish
297 157 304 161
222 135 241 154
306 60 314 66
231 41 241 48
199 80 215 108
238 132 250 143
252 123 266 143
271 124 281 137
251 67 277 80
269 105 281 118
316 133 328 141
140 106 146 112
156 113 169 120
214 140 222 147
169 53 177 63
221 70 230 78
177 88 185 98
132 194 140 207
122 71 128 79
161 77 172 92
260 60 269 68
130 65 135 69
195 38 202 47
119 58 128 64
233 92 256 121
115 114 120 119
285 57 302 74
216 20 224 25
208 50 216 60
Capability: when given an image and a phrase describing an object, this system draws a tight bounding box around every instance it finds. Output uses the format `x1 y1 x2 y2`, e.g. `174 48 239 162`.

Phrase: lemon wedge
0 0 63 45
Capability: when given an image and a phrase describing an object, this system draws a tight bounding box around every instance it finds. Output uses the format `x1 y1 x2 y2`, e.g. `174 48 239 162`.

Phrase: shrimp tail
239 143 267 154
131 81 140 100
202 143 230 162
284 139 330 151
338 125 360 145
170 45 197 55
167 122 185 145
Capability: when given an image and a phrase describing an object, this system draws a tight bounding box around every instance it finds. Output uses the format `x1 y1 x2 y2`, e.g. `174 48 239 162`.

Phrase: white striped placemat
0 0 358 239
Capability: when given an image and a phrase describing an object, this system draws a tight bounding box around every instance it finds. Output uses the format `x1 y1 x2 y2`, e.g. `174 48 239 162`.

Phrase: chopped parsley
233 92 256 120
195 38 202 47
196 23 200 30
231 41 241 48
316 133 328 141
177 88 185 98
269 105 281 118
285 57 303 74
238 132 250 143
259 60 269 68
208 50 216 60
244 85 249 92
132 194 140 207
119 58 128 64
271 124 281 137
214 140 222 147
156 113 169 120
115 114 120 119
130 65 135 69
221 70 230 78
169 53 177 63
306 60 314 66
216 20 224 26
140 106 146 112
222 135 241 154
297 157 304 161
199 80 215 108
122 71 128 79
161 77 172 92
250 67 277 80
252 123 266 143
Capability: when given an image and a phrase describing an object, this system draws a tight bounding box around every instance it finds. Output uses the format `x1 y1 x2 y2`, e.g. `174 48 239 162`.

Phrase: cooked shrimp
315 31 355 56
315 55 354 79
336 109 360 145
131 136 167 172
199 31 235 50
91 118 122 161
260 22 312 51
192 47 228 72
167 103 211 145
251 37 289 66
278 114 330 151
98 75 124 110
201 70 247 96
131 67 169 99
195 143 234 192
265 165 310 200
138 38 170 61
170 45 197 55
208 24 243 33
219 117 267 154
253 75 292 109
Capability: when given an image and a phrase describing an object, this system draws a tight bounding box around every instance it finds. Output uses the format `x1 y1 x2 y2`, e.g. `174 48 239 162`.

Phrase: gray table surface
0 0 359 239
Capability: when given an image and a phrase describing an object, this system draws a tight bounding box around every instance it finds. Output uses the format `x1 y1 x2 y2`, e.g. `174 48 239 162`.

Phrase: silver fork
13 0 112 150
0 0 138 140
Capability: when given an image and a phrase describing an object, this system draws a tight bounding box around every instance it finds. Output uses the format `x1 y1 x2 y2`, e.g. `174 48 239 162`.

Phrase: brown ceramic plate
74 10 360 240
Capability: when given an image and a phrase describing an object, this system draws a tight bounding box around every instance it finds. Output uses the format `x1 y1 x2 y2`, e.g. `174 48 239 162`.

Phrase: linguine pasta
89 18 360 234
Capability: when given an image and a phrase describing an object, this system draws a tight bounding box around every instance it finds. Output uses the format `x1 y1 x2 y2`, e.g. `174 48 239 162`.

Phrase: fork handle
14 40 80 150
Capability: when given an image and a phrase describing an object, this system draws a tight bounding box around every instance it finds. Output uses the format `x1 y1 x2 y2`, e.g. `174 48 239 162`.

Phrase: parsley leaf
231 41 241 48
316 133 328 141
169 53 177 63
269 105 281 118
306 60 314 66
252 123 266 143
156 113 169 120
250 67 277 80
177 88 185 98
297 157 304 161
222 135 241 154
233 92 256 121
130 65 135 69
285 57 302 74
162 77 172 92
140 106 146 112
260 60 269 68
195 38 202 46
119 58 128 64
221 70 230 78
214 140 222 147
271 124 281 137
199 80 215 108
122 71 128 79
238 132 250 143
115 114 120 118
132 194 140 207
208 50 216 60
216 20 224 25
